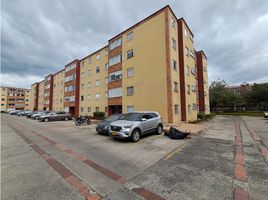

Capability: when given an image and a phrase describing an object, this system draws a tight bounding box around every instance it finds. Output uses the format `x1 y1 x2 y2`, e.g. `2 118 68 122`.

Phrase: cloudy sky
1 0 268 88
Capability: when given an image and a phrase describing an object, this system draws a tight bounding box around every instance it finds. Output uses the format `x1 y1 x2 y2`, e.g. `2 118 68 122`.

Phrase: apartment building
29 5 209 122
0 86 30 112
196 50 210 114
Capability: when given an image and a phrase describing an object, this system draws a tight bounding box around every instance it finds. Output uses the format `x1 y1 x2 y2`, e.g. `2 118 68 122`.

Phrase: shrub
197 112 205 120
93 111 105 120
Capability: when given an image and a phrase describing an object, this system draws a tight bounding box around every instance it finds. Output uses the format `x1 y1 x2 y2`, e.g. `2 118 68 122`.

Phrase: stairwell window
96 54 100 61
173 82 178 92
95 93 100 100
88 107 91 113
95 79 100 86
127 50 134 59
127 86 134 96
96 66 100 73
127 67 134 77
172 38 177 50
174 105 179 114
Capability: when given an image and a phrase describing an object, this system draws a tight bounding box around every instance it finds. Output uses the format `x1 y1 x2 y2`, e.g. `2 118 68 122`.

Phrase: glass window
108 87 122 98
81 96 84 101
96 66 100 73
95 79 100 86
105 91 108 98
127 86 134 96
109 70 122 82
88 94 91 100
95 93 100 100
88 69 92 77
127 50 134 59
173 60 177 71
173 82 178 92
95 107 99 112
174 105 179 114
81 107 84 112
127 67 134 77
127 106 134 113
96 54 100 60
126 32 133 41
172 38 176 50
88 107 91 112
105 63 109 70
109 38 122 50
109 54 121 66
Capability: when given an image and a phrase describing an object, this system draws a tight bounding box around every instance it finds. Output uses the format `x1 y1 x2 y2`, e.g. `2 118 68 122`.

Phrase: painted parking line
8 118 167 200
234 187 249 200
8 124 100 200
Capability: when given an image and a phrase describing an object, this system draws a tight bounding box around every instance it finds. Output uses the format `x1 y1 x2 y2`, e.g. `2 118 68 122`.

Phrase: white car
264 112 268 118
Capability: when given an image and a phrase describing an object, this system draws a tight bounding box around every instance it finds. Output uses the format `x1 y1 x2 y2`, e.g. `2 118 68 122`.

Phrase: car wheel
156 124 163 135
75 121 81 126
44 118 49 122
64 117 69 121
131 129 141 142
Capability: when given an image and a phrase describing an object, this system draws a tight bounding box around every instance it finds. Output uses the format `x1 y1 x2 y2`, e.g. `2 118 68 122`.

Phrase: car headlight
124 125 133 129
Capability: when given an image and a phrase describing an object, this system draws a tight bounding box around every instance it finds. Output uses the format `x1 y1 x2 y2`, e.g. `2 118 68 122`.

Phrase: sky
1 0 268 88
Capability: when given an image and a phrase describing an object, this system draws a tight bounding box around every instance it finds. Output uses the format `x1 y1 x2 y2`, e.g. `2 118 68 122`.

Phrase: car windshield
123 113 142 121
106 114 125 122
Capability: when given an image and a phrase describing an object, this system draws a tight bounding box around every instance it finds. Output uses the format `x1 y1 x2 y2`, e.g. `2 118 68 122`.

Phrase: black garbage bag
165 127 190 139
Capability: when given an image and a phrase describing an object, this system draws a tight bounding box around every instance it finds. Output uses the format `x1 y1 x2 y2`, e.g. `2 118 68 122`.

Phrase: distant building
1 86 30 112
226 82 253 95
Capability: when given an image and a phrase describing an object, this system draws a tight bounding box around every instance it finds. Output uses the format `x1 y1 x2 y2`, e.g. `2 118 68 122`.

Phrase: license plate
111 131 117 136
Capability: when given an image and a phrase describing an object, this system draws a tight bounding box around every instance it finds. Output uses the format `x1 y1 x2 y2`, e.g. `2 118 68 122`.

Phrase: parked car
264 112 268 118
96 114 126 135
32 111 50 119
17 110 31 116
9 110 19 115
26 111 36 118
109 112 163 142
39 111 72 122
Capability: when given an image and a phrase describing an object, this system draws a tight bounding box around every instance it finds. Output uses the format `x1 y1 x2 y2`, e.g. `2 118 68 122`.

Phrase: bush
197 112 205 120
93 111 105 120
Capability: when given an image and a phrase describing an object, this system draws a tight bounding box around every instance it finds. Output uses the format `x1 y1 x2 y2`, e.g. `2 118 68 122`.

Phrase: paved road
1 114 268 200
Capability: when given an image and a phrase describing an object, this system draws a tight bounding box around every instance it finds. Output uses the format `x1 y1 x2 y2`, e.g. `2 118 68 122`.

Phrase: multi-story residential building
226 82 253 96
196 50 210 114
0 86 30 112
28 5 209 122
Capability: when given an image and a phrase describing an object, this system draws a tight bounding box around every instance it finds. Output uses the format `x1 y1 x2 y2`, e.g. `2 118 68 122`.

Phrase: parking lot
1 114 268 200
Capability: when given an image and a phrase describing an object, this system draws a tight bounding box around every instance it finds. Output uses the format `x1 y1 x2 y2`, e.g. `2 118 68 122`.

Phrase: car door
140 113 151 133
149 113 158 129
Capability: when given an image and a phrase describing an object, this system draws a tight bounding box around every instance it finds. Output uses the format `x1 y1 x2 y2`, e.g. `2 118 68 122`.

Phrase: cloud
1 0 268 88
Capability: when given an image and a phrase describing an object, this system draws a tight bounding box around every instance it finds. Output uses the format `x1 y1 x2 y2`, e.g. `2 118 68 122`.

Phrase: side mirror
141 118 147 122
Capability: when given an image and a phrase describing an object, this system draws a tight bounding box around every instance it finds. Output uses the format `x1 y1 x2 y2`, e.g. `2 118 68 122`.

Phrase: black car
96 114 126 135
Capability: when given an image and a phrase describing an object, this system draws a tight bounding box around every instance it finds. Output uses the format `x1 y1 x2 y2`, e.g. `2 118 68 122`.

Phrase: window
188 104 191 113
64 73 76 82
104 48 108 56
173 60 177 71
109 71 122 82
88 69 92 77
96 54 100 60
81 96 84 101
126 31 133 41
172 38 176 50
109 38 121 50
191 67 196 75
105 63 108 70
186 66 190 75
105 77 108 84
95 107 99 112
95 93 100 100
105 106 108 113
171 17 176 28
127 86 134 96
95 79 100 86
185 47 189 56
127 50 134 59
105 91 108 98
88 94 92 100
65 63 76 72
88 56 92 64
96 66 100 73
187 84 190 94
64 85 76 92
109 54 121 66
192 103 197 110
88 82 92 88
127 67 134 77
88 107 91 113
192 85 195 92
127 106 134 112
173 82 178 92
81 107 84 112
174 105 179 114
108 87 122 98
64 96 75 102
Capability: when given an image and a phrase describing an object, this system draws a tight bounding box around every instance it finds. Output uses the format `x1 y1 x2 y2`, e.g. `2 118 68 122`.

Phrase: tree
247 83 268 110
209 79 227 111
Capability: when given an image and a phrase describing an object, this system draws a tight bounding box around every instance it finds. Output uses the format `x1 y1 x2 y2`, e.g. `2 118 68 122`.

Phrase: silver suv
110 112 163 142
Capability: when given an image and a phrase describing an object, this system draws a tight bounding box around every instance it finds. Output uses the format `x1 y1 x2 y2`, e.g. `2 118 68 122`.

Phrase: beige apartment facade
29 5 209 122
0 86 31 112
